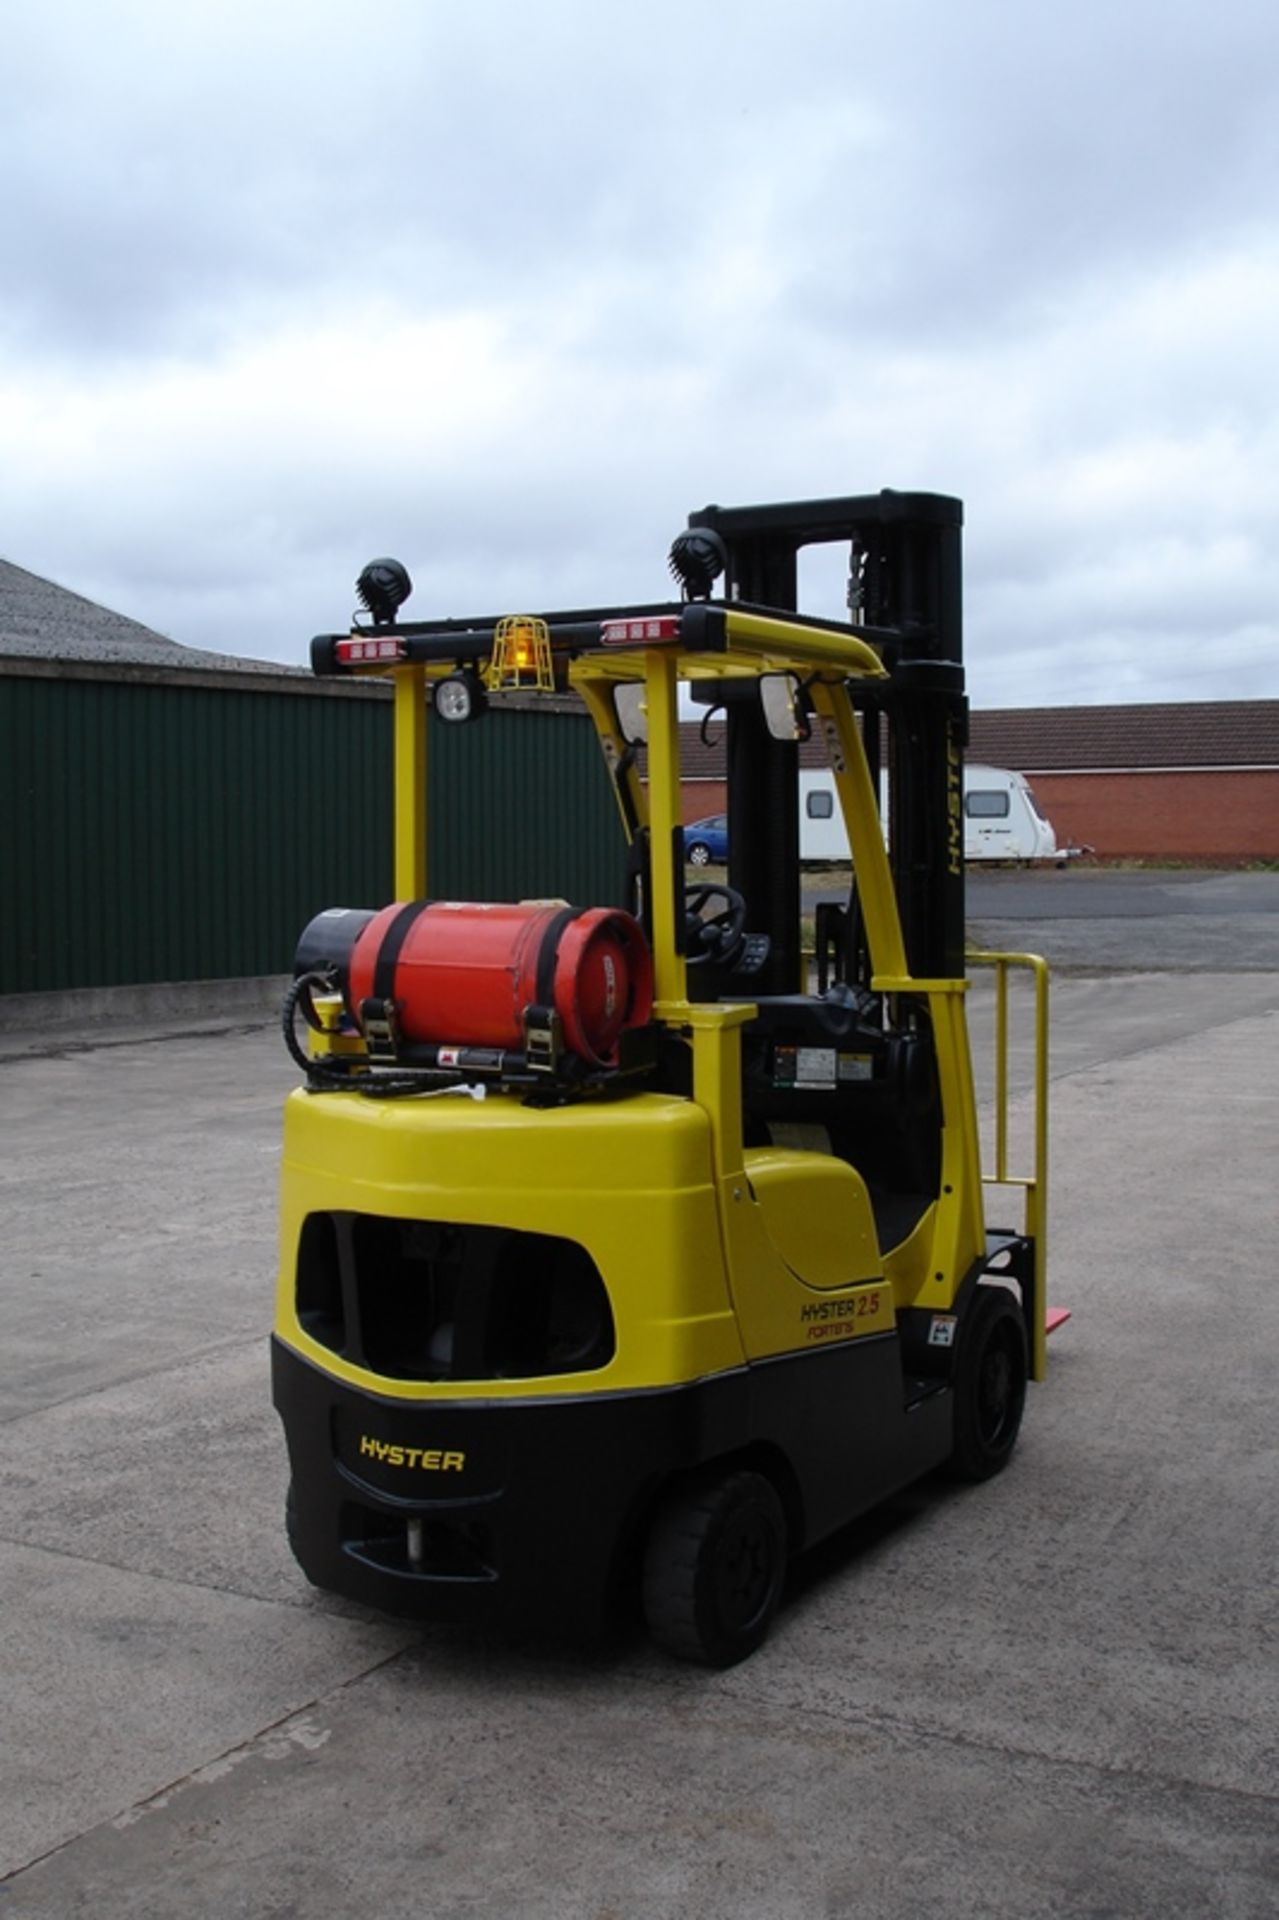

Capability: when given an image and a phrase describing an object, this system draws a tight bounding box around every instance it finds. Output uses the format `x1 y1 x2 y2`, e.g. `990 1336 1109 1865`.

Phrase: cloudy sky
2 0 1276 709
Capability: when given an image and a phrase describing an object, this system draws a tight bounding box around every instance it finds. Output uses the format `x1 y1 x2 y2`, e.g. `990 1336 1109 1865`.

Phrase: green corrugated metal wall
0 672 626 996
429 703 623 903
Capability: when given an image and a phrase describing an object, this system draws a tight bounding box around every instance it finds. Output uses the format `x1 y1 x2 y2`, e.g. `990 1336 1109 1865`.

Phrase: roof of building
0 558 294 674
672 699 1279 776
968 702 1279 771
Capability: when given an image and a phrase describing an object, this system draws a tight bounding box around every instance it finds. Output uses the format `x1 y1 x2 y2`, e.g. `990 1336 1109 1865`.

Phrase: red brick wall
678 771 1279 859
1028 770 1279 861
682 780 727 823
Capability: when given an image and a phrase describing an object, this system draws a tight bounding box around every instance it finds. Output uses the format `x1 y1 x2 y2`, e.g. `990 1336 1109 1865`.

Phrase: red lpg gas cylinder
346 902 653 1069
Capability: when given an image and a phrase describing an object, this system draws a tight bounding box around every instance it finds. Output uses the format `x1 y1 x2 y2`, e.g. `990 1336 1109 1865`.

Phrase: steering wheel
684 883 747 968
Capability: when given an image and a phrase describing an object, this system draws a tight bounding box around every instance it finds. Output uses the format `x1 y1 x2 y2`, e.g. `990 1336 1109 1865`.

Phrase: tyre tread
947 1284 1028 1483
643 1469 785 1667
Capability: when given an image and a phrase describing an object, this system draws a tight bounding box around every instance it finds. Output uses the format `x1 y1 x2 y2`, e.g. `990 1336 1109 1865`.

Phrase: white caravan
799 764 1060 864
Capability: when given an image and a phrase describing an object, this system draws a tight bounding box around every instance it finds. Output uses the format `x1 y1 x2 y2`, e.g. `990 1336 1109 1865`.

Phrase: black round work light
668 529 727 602
356 558 413 625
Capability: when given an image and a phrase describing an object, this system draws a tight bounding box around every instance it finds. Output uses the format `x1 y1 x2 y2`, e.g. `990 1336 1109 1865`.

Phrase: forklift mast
688 491 967 985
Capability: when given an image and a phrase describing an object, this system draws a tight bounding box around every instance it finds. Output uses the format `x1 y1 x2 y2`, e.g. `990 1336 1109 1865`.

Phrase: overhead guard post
393 664 427 900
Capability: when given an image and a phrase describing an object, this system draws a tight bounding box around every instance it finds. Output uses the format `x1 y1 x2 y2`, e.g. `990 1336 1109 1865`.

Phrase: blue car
684 814 728 866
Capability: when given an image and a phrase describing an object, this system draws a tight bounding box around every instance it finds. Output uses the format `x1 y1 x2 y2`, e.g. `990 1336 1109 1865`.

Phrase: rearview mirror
614 683 648 745
759 673 812 743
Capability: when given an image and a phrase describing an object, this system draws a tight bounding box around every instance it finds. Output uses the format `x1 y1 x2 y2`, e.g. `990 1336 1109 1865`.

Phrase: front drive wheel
948 1284 1028 1482
642 1469 787 1667
686 841 712 867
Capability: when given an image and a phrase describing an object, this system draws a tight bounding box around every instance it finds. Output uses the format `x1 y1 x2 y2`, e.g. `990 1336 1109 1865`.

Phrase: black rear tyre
642 1468 787 1667
948 1284 1028 1482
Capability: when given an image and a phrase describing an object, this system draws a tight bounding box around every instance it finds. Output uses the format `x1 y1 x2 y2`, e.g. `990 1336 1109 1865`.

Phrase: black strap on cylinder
372 900 433 1003
534 906 580 1008
359 900 434 1062
524 906 580 1075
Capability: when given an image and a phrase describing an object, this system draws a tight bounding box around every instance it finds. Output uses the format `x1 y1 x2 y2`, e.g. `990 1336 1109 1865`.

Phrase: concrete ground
2 875 1277 1917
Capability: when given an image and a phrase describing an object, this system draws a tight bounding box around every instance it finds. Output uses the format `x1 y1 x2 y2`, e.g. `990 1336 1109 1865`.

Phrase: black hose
282 972 385 1090
280 972 466 1099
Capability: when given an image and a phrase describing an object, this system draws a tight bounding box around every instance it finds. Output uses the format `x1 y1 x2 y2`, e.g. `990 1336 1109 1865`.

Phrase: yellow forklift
273 489 1054 1666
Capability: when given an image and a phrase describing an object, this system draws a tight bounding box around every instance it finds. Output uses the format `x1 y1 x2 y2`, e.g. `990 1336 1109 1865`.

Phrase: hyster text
358 1436 466 1471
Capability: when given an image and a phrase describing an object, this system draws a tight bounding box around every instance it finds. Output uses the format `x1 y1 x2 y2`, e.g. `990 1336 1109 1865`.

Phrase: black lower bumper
272 1326 953 1632
271 1337 751 1631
